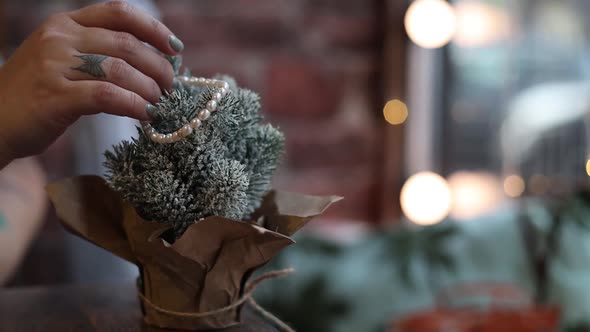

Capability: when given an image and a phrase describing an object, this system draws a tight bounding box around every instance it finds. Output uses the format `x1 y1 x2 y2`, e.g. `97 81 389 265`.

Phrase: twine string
137 268 295 332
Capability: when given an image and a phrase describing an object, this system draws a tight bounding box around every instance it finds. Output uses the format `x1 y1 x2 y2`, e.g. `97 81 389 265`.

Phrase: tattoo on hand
72 54 107 78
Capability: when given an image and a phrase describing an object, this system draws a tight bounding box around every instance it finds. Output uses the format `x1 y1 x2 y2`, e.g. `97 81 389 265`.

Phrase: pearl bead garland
141 77 230 144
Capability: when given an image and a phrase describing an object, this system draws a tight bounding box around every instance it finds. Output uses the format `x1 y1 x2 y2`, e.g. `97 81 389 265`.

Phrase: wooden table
0 283 279 331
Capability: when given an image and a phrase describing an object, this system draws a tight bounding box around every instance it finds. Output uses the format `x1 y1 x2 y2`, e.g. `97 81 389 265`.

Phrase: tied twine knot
137 268 295 332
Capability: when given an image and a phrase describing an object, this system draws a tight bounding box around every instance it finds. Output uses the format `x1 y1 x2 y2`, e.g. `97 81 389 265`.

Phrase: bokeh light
401 172 452 225
503 174 525 198
448 171 503 220
453 0 511 47
404 0 457 49
586 159 590 176
383 99 409 125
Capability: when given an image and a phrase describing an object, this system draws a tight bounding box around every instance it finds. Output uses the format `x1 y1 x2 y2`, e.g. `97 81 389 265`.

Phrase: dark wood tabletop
0 283 280 332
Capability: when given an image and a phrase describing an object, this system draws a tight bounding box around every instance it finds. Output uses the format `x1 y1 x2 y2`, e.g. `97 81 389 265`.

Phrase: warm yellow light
453 1 511 47
529 174 549 195
503 174 525 198
405 0 457 49
383 99 409 125
401 172 452 225
448 171 502 220
586 159 590 176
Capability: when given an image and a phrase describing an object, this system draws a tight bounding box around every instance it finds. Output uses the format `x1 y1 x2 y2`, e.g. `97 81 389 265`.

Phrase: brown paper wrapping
46 175 341 330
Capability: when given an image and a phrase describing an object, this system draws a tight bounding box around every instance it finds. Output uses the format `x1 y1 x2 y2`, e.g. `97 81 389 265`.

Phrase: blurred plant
254 236 351 332
381 222 458 294
261 275 350 332
564 323 590 332
519 191 590 303
104 56 284 239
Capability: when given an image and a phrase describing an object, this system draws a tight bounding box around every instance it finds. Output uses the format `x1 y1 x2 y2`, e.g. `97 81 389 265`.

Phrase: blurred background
4 0 590 331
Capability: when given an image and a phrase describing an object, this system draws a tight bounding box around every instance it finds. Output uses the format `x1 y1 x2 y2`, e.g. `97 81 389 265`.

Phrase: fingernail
145 104 159 119
169 35 184 52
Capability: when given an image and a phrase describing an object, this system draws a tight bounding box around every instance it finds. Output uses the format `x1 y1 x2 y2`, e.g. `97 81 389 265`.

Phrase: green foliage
564 323 590 332
261 275 351 332
255 236 351 332
104 57 284 239
379 222 458 290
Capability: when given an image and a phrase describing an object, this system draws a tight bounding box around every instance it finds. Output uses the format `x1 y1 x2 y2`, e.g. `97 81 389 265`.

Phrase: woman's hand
0 1 183 167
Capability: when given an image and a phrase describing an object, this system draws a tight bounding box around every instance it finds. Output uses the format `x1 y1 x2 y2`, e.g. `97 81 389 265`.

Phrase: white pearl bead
212 92 222 102
207 100 218 112
182 124 193 136
198 109 211 121
144 76 230 144
190 118 202 129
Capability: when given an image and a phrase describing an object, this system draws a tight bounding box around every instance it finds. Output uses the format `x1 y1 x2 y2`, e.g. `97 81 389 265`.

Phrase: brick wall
156 0 386 222
3 0 391 285
4 0 387 223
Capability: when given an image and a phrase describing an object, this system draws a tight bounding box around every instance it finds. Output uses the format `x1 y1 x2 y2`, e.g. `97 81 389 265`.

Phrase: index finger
68 1 183 55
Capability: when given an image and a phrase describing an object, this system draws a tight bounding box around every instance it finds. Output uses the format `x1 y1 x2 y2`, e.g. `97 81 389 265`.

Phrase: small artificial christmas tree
104 57 284 239
46 56 340 331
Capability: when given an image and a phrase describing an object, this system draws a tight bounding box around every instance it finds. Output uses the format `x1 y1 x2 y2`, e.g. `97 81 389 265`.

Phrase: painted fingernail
169 35 184 52
145 104 159 119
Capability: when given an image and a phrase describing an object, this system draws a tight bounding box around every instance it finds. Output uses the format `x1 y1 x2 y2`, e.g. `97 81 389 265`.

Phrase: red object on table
391 283 560 332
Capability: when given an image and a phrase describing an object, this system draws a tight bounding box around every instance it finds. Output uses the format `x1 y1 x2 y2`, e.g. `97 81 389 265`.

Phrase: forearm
0 158 46 284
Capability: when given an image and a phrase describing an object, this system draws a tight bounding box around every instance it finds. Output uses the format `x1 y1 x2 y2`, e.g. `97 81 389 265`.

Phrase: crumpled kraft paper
46 175 341 330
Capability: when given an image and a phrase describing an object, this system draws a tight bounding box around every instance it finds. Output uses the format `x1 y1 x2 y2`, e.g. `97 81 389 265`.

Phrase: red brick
304 0 380 16
303 15 380 49
162 16 228 47
162 16 296 49
157 0 300 49
265 56 344 119
157 0 300 19
280 118 377 169
179 49 267 89
274 166 379 221
225 17 296 48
